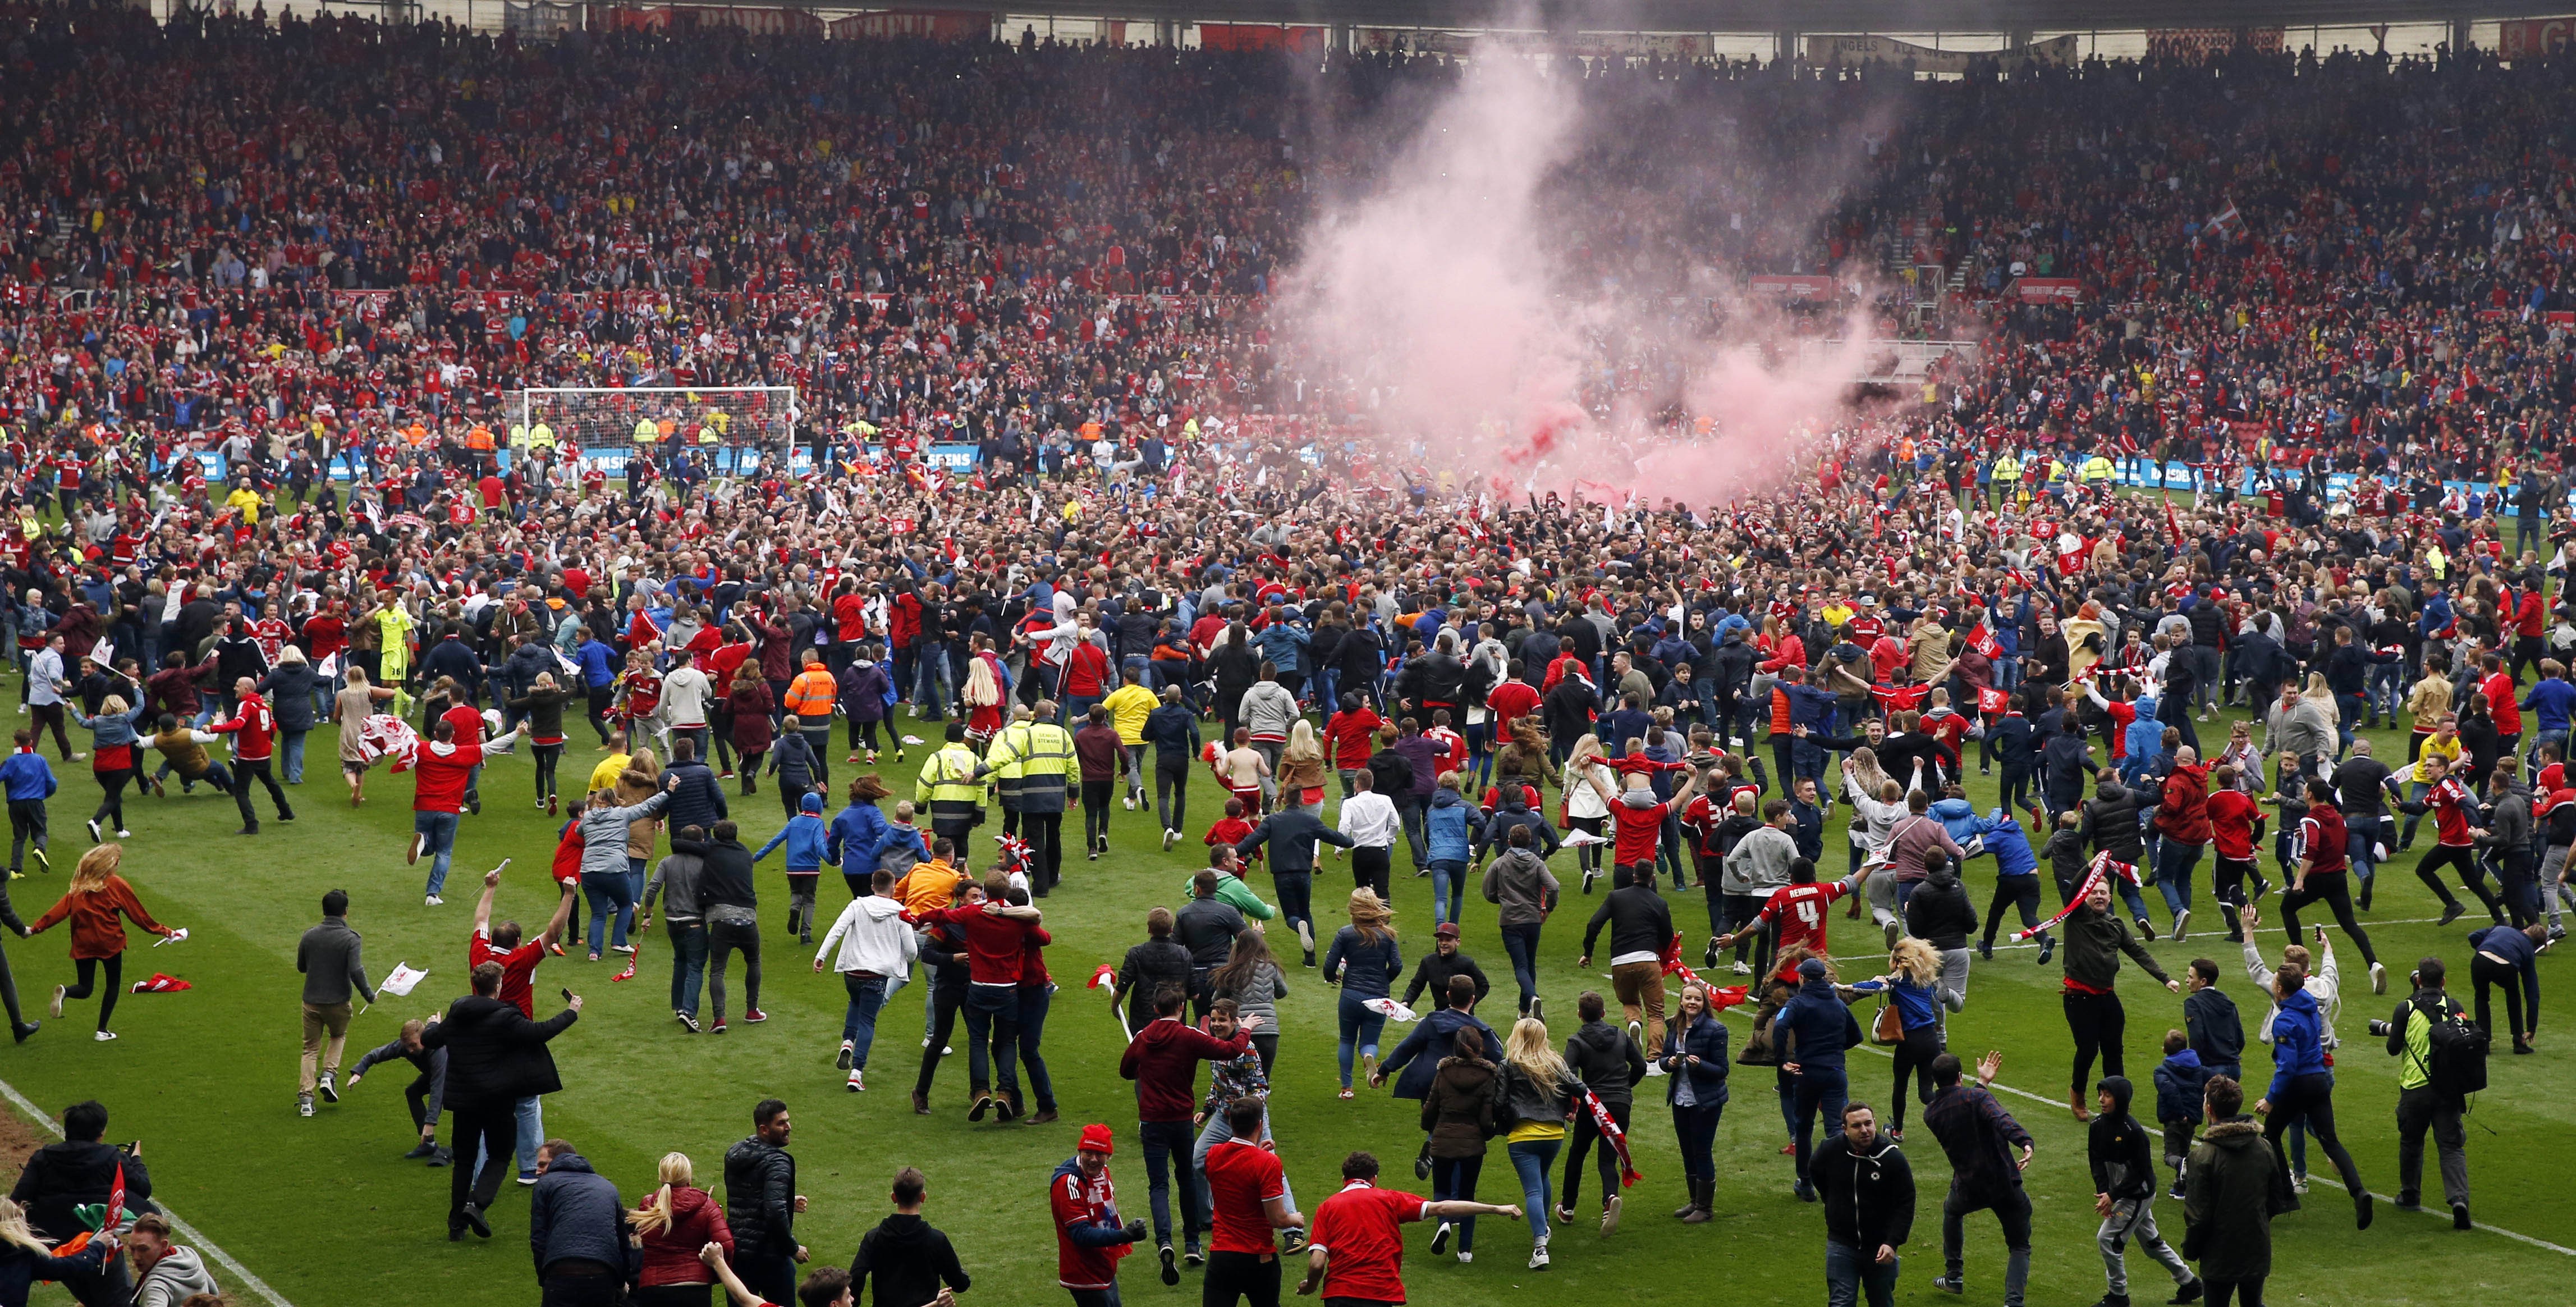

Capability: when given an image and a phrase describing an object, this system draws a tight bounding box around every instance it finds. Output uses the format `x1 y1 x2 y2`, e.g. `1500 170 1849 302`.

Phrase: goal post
512 386 801 478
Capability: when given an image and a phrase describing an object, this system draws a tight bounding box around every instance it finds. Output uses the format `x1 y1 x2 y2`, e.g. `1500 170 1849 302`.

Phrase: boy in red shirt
1202 1096 1308 1303
1205 798 1258 869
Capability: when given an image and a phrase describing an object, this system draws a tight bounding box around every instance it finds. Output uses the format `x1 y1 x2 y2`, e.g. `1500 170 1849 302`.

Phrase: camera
2367 1020 2394 1037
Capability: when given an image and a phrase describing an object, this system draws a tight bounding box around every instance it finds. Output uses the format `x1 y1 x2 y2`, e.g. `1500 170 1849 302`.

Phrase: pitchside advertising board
2064 460 2575 515
2499 18 2576 60
178 442 982 482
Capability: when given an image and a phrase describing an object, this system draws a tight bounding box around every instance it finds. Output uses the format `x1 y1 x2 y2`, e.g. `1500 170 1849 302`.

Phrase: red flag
2165 497 2184 547
1088 962 1119 990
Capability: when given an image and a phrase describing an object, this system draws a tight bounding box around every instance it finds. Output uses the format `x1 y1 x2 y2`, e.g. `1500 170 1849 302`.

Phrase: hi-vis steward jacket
915 743 988 828
986 719 1076 814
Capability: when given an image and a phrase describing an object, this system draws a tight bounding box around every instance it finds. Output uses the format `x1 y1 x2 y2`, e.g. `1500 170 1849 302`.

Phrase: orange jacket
783 668 836 721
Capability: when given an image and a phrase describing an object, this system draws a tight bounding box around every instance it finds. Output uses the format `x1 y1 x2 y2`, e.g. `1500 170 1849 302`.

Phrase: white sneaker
1528 1242 1550 1271
1162 828 1177 851
2291 1175 2309 1195
49 985 63 1018
425 895 443 907
1730 961 1753 975
94 1030 116 1042
407 833 425 866
1456 1251 1473 1264
1124 797 1135 811
114 830 131 838
846 1071 865 1093
2371 962 2389 995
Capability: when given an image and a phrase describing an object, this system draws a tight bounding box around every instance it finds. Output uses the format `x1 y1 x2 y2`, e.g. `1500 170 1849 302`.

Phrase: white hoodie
817 893 922 977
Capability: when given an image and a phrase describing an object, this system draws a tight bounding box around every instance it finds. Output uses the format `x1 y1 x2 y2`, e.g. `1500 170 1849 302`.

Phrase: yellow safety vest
632 418 660 445
2082 455 2115 484
529 422 557 450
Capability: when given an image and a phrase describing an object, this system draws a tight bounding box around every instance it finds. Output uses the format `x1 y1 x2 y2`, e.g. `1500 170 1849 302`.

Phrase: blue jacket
663 758 728 834
528 1150 635 1278
1255 622 1309 677
1322 927 1403 999
1929 797 1981 844
2152 1049 2208 1125
1850 975 1942 1033
2265 986 2330 1099
574 638 616 689
1423 789 1480 864
1775 977 1863 1073
70 702 151 751
754 812 830 871
827 802 893 875
1377 1006 1503 1099
1969 811 2040 879
1659 1012 1731 1106
2522 677 2576 735
0 751 56 803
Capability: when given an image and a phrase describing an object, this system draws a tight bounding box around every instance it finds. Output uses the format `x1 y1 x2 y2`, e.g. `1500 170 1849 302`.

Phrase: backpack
2411 993 2490 1102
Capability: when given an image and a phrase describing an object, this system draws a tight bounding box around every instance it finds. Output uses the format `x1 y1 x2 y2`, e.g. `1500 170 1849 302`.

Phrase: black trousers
63 955 121 1031
1890 1024 1941 1130
2277 872 2378 967
2064 988 2126 1094
1350 846 1392 902
1560 1098 1631 1212
1023 810 1064 894
233 755 293 826
447 1103 517 1225
1203 1248 1283 1307
915 972 968 1099
1980 876 2043 946
2261 1071 2365 1205
539 1269 622 1306
2416 844 2504 918
1157 758 1191 834
2206 1277 2265 1307
2470 953 2536 1040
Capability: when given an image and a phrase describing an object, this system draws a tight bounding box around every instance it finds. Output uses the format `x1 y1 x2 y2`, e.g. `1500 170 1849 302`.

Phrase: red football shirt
1610 797 1673 866
1203 1139 1286 1255
2205 788 2261 861
1309 1181 1427 1303
1754 879 1853 968
469 929 546 1017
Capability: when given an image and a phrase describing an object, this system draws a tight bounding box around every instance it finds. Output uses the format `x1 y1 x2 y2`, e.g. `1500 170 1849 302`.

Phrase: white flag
380 963 430 997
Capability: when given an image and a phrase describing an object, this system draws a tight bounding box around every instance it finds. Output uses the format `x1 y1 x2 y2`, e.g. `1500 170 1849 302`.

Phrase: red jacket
635 1186 734 1288
1063 641 1112 697
931 903 1042 986
1325 709 1382 770
31 876 169 960
207 692 277 761
1117 1017 1251 1123
412 739 490 814
2156 763 2213 844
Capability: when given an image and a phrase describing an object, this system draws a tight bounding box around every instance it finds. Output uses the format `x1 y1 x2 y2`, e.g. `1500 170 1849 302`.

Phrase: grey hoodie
133 1246 219 1307
643 846 707 922
1479 847 1561 927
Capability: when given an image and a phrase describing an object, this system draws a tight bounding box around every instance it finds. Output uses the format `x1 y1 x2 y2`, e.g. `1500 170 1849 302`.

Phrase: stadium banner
2010 277 2081 304
827 10 990 40
1803 34 2077 73
2499 18 2576 60
2087 461 2569 517
2146 28 2285 58
1353 28 1710 59
1748 273 1839 300
1198 24 1327 53
595 6 824 36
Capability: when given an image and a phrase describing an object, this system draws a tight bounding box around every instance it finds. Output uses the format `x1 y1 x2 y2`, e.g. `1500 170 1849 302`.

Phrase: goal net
513 386 801 477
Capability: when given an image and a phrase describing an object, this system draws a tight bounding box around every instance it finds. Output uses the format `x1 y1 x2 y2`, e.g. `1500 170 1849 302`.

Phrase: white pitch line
0 1073 297 1307
1715 1005 2576 1256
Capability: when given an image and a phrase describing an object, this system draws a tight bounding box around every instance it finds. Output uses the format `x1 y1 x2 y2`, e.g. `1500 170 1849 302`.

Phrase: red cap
1079 1123 1116 1156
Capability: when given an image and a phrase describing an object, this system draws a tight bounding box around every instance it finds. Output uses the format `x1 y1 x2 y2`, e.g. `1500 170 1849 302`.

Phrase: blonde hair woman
1498 1017 1582 1268
1561 734 1618 884
331 661 400 806
0 1196 100 1286
1848 935 1963 1140
1277 719 1327 815
631 1153 732 1304
67 693 151 840
29 844 177 1041
1326 890 1401 1098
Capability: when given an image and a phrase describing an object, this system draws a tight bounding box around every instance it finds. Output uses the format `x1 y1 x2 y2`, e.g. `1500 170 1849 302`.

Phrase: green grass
0 691 2568 1306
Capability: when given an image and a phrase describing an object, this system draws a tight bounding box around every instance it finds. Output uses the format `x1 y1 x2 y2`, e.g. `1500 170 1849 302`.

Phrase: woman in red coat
632 1151 734 1306
30 844 178 1041
726 667 775 797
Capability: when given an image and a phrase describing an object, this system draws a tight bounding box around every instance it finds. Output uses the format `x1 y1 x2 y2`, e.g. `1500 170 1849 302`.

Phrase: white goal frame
514 385 801 453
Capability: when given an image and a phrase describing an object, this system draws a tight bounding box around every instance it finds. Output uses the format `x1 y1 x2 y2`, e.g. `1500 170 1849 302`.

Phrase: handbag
1872 998 1905 1046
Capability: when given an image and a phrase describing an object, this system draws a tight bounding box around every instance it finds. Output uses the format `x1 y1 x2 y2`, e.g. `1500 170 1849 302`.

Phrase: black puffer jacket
1562 1018 1648 1110
723 1135 796 1262
2081 780 2147 860
1903 863 1979 952
1813 1131 1914 1253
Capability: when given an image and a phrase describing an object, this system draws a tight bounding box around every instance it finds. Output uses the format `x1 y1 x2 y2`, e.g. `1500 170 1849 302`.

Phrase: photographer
8 1099 150 1305
2376 957 2480 1228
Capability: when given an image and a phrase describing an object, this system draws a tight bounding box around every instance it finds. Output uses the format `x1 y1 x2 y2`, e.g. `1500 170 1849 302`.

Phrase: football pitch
0 695 2565 1306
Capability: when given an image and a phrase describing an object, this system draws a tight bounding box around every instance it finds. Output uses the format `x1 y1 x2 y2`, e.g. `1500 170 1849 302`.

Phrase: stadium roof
880 1 2573 32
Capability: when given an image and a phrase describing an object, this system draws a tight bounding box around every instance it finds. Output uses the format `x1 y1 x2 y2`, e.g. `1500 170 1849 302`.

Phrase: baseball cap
1079 1123 1115 1155
1797 957 1829 980
1434 922 1461 939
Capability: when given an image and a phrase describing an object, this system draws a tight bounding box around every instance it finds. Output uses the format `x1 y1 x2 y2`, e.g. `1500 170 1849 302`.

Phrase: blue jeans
1064 694 1099 726
1828 1240 1901 1307
1193 1105 1296 1225
1335 989 1388 1089
279 728 307 784
1429 860 1467 927
841 972 887 1066
583 871 635 953
1793 1064 1850 1183
1017 982 1057 1113
1675 1098 1724 1182
415 810 461 897
1499 921 1541 1015
2155 840 2202 920
1140 1118 1202 1249
2346 826 2380 892
914 646 952 719
1506 1138 1562 1244
960 982 1020 1095
1275 872 1313 953
667 920 709 1017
